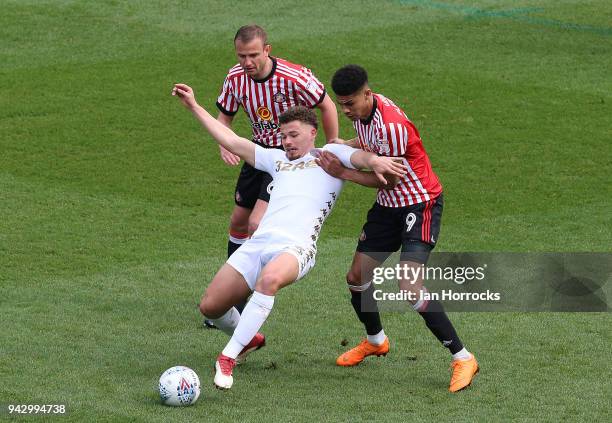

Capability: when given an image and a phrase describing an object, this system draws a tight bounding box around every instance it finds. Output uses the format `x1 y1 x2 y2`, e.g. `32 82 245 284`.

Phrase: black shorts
234 161 274 209
356 194 444 264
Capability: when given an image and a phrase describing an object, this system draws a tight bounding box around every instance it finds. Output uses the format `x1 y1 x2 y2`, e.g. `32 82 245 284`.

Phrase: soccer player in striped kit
326 65 478 392
216 25 338 255
204 25 339 327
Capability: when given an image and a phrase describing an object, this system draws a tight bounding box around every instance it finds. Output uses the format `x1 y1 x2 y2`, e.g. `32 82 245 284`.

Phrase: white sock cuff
367 329 386 346
229 234 248 245
452 347 471 361
348 281 372 292
251 291 275 309
412 288 428 311
211 307 240 336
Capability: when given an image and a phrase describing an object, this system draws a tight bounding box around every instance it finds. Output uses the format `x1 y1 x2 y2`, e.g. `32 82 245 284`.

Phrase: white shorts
226 235 316 290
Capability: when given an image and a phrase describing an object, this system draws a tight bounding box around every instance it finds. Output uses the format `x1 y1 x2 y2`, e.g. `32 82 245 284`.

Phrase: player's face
335 88 373 121
235 38 271 79
280 120 317 160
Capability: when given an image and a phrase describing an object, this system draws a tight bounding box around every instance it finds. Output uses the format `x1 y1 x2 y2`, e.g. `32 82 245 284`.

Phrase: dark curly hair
331 64 368 96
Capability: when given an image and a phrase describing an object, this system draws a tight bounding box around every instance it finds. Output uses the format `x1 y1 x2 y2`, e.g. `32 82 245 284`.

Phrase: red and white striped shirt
354 93 442 207
216 57 326 147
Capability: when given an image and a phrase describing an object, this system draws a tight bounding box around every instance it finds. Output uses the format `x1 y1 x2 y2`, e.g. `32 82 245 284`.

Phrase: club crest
273 92 287 103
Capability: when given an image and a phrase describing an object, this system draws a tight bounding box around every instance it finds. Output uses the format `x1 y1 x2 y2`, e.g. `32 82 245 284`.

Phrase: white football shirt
252 143 356 249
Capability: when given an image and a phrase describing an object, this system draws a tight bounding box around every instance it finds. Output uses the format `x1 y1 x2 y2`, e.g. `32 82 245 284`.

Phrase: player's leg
199 263 252 335
337 203 401 366
223 252 298 357
398 244 467 356
399 194 478 392
205 164 260 329
337 251 391 366
228 162 262 257
215 252 299 389
228 205 250 256
205 207 250 329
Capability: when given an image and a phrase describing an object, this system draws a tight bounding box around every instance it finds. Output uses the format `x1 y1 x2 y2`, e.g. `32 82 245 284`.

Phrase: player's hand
370 156 407 185
332 138 360 147
315 151 346 178
219 145 241 166
171 83 198 110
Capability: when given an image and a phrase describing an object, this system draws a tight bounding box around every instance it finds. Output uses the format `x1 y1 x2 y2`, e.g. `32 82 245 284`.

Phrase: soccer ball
158 366 201 406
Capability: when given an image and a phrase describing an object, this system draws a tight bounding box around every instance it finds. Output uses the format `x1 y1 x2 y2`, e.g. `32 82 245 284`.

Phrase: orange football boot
449 354 479 392
336 338 389 366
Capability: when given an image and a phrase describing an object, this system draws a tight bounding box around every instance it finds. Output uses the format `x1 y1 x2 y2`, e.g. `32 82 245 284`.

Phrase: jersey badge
273 92 287 103
377 138 390 154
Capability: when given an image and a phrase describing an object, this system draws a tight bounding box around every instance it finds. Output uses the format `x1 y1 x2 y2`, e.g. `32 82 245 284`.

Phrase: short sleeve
216 76 240 116
295 68 326 108
254 146 281 174
322 144 357 169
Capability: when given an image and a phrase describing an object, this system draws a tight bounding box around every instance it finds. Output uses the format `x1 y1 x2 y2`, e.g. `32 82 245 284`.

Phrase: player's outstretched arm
172 83 255 166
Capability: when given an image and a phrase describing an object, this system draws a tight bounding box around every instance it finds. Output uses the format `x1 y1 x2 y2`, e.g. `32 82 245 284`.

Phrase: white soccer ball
158 366 201 406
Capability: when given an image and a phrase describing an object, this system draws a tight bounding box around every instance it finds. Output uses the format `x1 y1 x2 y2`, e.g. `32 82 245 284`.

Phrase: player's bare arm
316 151 404 188
344 137 360 147
216 112 241 166
349 150 406 185
172 84 255 166
316 93 339 143
330 137 359 147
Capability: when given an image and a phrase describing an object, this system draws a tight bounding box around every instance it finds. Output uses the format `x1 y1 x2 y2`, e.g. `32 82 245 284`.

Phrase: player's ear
363 87 372 99
263 44 271 55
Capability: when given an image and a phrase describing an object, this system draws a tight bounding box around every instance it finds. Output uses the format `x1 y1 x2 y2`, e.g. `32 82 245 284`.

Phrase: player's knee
230 218 248 234
229 210 249 233
256 272 283 295
346 268 362 287
247 218 261 235
199 295 223 319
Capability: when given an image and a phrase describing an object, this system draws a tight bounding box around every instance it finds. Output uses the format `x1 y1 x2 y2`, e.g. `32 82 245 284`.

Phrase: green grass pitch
1 0 610 421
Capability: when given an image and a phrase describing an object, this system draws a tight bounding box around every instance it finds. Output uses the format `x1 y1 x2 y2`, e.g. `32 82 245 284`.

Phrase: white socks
411 288 428 312
452 347 472 361
222 292 275 359
210 307 241 336
367 329 386 346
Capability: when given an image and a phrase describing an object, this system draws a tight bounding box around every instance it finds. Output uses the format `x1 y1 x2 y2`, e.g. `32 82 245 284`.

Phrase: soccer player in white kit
172 83 406 390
